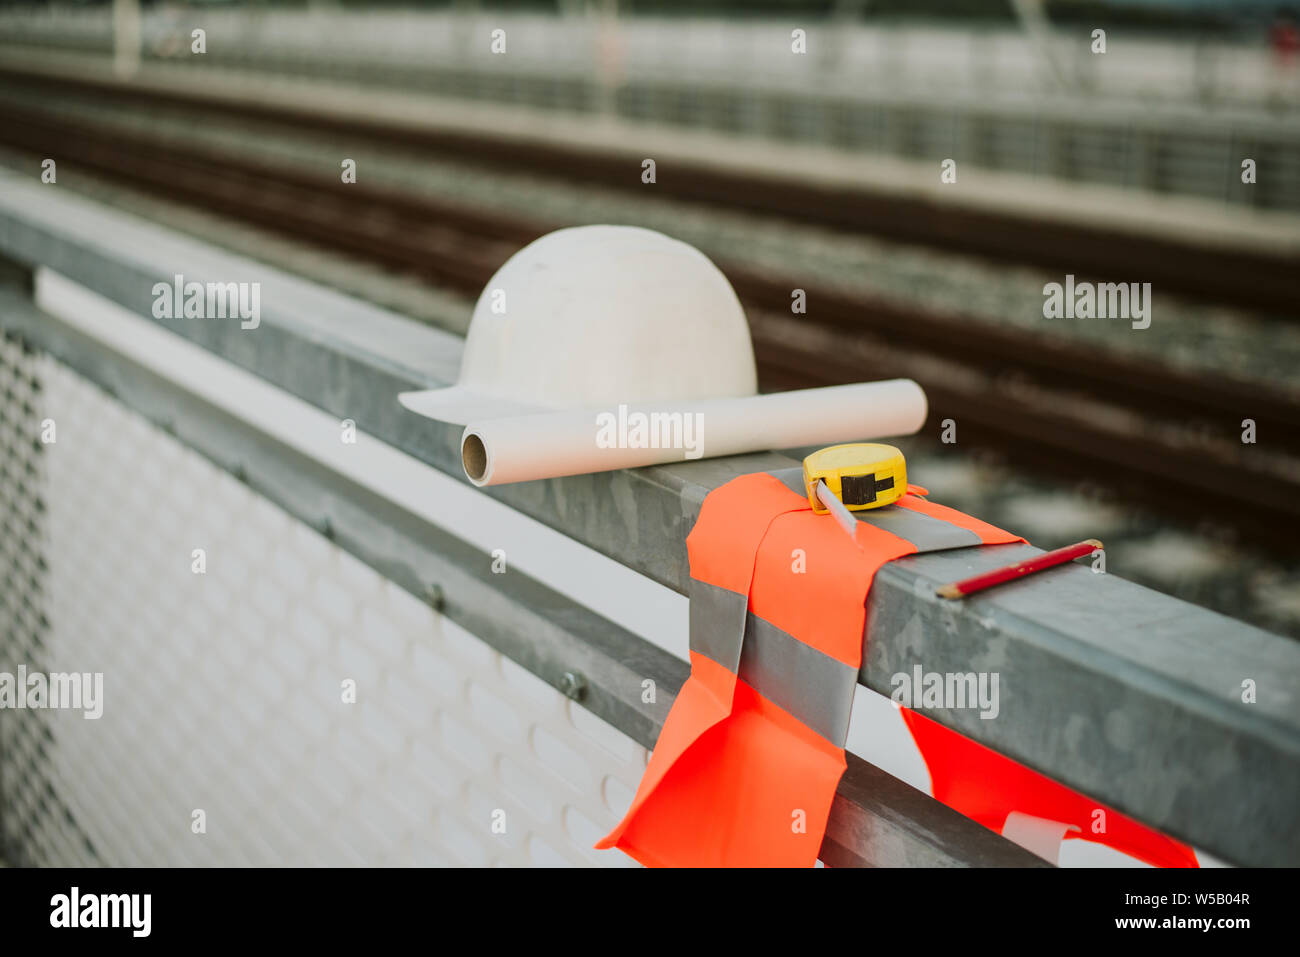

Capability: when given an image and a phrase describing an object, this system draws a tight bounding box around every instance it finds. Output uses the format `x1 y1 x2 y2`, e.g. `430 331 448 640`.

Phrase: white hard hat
399 225 758 425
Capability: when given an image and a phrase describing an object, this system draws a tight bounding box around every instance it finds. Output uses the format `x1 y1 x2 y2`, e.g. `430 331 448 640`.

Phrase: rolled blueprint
461 379 927 487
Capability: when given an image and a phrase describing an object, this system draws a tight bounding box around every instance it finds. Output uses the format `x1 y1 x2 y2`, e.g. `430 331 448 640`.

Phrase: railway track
1 62 1298 315
3 103 1298 552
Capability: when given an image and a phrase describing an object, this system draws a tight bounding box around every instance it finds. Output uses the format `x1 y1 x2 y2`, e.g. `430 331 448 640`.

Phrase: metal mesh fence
0 338 646 867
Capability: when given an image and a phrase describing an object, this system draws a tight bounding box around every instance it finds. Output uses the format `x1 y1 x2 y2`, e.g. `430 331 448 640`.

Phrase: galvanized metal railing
0 172 1296 867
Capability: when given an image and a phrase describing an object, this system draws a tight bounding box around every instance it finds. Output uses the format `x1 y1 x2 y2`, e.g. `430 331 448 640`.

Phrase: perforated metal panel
0 341 646 867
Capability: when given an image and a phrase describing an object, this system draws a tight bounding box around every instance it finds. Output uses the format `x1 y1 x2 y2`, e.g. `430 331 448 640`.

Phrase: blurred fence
2 7 1298 208
3 7 1297 109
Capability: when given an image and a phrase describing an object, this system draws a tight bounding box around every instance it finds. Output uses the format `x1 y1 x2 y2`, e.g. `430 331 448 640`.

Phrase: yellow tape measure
803 443 907 514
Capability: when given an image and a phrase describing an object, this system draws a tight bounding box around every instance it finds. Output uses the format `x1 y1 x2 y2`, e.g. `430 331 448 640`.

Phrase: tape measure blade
816 480 860 544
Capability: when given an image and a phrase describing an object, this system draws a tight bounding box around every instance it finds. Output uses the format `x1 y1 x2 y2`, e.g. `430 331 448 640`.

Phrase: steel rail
1 104 1294 551
1 62 1297 313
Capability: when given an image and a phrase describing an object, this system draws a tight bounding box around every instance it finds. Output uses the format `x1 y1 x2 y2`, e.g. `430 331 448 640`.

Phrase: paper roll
461 379 927 487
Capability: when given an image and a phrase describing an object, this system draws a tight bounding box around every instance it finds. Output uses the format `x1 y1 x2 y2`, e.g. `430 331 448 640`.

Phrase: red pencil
936 539 1103 599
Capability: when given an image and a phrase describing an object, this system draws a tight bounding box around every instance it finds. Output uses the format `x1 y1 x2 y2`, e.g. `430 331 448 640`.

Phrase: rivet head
558 671 587 701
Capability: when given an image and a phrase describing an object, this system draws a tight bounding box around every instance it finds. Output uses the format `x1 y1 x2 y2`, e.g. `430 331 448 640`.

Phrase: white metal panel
0 341 646 866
